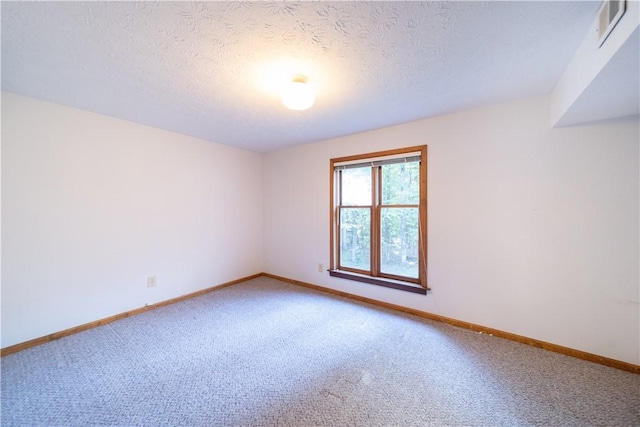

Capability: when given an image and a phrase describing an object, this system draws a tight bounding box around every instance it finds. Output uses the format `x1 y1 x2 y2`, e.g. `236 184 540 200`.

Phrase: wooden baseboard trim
4 272 639 374
262 273 640 375
0 273 262 357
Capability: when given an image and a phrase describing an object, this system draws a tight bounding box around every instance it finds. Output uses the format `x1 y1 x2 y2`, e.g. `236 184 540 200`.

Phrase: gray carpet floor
1 277 639 426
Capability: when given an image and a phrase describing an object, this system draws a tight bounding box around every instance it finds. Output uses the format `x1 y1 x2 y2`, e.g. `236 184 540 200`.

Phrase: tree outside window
330 146 427 293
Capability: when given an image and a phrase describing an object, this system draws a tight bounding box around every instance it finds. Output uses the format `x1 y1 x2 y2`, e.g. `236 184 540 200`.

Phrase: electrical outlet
317 263 324 273
147 276 156 287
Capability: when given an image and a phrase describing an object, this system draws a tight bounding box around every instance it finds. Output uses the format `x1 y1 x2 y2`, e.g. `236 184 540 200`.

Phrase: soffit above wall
551 0 640 128
2 1 599 152
556 29 639 127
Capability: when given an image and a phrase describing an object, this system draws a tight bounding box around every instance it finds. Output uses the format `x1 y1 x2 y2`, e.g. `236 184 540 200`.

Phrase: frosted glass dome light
281 75 315 111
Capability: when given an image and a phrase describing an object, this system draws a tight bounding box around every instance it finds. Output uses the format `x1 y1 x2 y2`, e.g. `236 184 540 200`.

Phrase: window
329 146 428 294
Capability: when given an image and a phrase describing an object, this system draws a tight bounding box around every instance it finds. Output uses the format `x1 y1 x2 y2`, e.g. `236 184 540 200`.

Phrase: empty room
1 1 639 426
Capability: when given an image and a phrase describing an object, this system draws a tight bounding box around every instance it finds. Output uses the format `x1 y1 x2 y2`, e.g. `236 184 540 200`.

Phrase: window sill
328 270 428 295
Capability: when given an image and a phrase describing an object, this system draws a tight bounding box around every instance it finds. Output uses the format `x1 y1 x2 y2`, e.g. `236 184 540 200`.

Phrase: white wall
1 92 264 347
263 95 640 365
3 91 639 365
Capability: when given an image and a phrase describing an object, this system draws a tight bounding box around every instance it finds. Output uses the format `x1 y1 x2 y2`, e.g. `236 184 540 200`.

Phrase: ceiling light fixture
281 75 315 111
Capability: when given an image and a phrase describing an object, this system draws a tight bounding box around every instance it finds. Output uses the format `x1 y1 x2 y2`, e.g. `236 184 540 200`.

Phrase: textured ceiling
2 1 600 152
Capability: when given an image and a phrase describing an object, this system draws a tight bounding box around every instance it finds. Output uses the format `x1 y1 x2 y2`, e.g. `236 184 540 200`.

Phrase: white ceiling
2 1 601 152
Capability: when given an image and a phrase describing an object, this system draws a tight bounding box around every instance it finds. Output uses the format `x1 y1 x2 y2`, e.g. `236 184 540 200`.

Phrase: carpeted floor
2 277 639 426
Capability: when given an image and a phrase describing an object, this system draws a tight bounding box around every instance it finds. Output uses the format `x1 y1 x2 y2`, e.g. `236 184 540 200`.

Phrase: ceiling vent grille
598 0 626 47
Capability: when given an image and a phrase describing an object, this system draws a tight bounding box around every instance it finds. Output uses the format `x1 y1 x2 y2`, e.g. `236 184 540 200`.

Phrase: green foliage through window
332 147 426 288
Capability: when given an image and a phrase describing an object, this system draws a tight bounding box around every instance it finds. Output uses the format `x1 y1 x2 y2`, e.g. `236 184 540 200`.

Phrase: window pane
382 162 419 205
341 167 371 206
339 208 371 271
380 207 419 278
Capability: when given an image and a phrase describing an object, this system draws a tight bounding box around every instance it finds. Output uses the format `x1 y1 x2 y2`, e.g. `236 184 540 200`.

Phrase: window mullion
371 166 381 277
335 171 342 270
369 167 374 276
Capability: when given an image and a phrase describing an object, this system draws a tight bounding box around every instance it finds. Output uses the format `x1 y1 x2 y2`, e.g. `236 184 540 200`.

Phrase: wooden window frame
329 146 428 294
